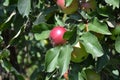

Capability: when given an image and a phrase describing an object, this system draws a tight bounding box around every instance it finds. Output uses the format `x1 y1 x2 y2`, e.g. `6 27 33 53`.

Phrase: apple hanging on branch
71 42 88 63
49 26 67 46
85 69 101 80
56 0 79 14
80 0 97 13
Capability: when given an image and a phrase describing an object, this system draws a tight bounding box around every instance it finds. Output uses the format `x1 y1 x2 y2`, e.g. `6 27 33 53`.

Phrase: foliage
0 0 120 80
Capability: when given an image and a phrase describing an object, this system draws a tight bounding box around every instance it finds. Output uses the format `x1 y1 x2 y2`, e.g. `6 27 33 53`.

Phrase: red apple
56 0 78 14
49 26 67 46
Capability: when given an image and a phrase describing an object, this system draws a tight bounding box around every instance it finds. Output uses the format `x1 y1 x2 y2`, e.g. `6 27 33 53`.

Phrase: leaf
1 59 25 80
96 54 110 72
115 36 120 53
65 0 73 7
34 30 50 40
112 70 119 76
0 49 10 60
58 45 73 76
80 32 104 58
64 27 77 44
17 0 31 17
88 17 111 35
112 25 120 35
45 47 61 72
33 12 46 26
105 0 119 9
78 72 85 80
3 0 9 6
55 15 65 26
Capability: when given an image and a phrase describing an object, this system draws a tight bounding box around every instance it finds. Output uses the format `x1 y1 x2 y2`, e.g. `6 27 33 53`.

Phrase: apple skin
81 0 96 13
85 69 101 80
49 26 67 46
56 0 79 14
71 43 88 63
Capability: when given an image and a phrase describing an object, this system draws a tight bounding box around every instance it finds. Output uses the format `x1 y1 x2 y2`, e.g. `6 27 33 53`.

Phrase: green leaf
112 25 120 35
0 36 3 43
65 0 73 7
115 36 120 53
45 47 61 72
34 30 50 40
80 32 104 58
58 45 73 76
33 12 46 26
78 72 85 80
88 18 111 35
112 70 119 76
3 0 9 6
17 0 31 17
0 49 10 60
105 0 119 9
55 15 65 26
96 53 110 72
1 59 24 80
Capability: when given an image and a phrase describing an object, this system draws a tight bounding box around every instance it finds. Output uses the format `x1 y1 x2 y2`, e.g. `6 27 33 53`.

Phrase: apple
81 0 96 13
71 42 88 63
49 26 67 46
56 0 79 14
85 69 101 80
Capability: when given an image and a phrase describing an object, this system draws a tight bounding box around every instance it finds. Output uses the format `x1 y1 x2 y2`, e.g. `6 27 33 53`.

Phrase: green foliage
80 32 104 58
17 0 31 17
0 0 120 80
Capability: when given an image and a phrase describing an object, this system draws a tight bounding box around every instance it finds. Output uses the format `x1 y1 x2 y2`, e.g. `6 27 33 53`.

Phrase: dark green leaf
0 49 10 60
96 54 110 72
115 36 120 53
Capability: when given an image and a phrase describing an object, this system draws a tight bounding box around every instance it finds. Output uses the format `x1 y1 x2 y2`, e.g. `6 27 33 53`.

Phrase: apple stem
63 14 67 22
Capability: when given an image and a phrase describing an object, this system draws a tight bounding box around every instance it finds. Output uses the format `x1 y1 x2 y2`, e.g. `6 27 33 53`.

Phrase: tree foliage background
0 0 120 80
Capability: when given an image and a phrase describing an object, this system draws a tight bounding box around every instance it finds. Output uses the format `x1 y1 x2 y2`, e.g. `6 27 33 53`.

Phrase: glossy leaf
65 0 73 7
80 32 104 58
58 44 73 76
45 46 61 72
88 18 111 35
105 0 119 9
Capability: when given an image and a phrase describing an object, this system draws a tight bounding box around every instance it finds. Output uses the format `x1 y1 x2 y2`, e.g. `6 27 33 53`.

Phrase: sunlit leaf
17 0 31 17
65 0 73 7
58 44 73 76
34 30 50 40
105 0 119 9
88 18 111 35
80 32 104 58
45 47 61 72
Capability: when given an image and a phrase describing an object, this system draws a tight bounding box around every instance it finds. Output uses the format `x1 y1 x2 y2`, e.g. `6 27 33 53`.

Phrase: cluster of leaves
0 0 120 80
